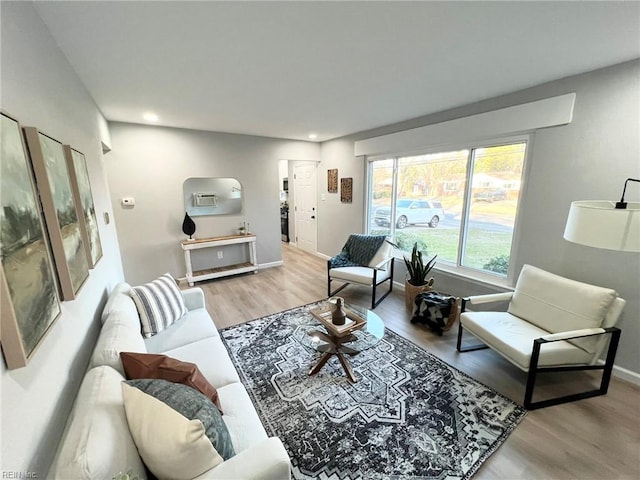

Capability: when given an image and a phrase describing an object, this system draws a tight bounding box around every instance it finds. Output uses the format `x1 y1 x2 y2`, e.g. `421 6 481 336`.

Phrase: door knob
311 216 316 219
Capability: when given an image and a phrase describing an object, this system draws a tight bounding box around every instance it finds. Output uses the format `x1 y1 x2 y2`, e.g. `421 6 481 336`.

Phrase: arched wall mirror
183 177 243 217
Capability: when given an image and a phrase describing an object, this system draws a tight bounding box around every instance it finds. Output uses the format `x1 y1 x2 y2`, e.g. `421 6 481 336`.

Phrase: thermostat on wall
121 197 135 206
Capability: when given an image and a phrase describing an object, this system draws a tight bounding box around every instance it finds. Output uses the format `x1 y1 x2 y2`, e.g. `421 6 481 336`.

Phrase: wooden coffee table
292 303 385 382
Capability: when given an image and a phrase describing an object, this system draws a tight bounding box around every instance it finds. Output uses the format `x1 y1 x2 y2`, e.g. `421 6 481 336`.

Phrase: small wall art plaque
328 169 338 193
341 177 353 203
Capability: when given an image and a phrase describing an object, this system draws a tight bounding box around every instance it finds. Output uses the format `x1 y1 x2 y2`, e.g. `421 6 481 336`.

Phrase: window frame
365 133 532 286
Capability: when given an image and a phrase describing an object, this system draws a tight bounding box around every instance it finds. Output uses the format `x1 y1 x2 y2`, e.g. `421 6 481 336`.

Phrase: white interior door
293 162 317 253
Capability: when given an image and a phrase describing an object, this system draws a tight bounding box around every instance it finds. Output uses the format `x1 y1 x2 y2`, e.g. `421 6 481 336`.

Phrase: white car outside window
374 199 444 229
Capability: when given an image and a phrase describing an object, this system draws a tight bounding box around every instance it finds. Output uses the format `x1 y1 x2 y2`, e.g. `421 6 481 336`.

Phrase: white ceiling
34 1 640 142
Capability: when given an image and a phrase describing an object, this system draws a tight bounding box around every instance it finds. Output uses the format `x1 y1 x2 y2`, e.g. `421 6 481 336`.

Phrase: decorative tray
309 303 367 336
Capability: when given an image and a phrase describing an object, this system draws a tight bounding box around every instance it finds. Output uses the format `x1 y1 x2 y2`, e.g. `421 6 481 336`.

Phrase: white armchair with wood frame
456 264 624 410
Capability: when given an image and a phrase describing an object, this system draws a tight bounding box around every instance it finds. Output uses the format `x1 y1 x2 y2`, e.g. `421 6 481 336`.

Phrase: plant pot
405 278 434 311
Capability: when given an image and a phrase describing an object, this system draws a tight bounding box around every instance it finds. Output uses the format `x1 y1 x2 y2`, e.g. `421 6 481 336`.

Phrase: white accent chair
456 264 624 410
327 237 395 309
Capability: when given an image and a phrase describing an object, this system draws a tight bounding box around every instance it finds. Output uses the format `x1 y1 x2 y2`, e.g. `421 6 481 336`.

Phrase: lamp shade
564 201 640 252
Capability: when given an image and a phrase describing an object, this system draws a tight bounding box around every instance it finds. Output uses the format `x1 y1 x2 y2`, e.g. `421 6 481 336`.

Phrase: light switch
121 197 135 206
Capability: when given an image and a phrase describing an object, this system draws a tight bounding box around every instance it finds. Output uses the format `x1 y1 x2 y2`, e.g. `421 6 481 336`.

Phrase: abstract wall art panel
24 127 89 300
64 145 103 268
0 113 61 369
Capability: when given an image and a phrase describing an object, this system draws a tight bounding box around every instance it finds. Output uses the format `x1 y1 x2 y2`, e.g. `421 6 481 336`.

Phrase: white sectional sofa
48 283 291 480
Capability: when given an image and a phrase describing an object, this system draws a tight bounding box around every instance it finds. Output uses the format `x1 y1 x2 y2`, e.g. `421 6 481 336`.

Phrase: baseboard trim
259 260 284 269
610 364 640 385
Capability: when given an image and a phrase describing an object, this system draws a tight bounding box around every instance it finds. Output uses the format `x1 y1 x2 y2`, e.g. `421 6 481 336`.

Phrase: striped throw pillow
129 274 187 338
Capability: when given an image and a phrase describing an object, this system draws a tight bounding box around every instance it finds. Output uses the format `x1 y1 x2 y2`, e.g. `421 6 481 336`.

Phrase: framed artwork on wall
0 112 61 369
341 177 353 203
328 168 338 193
24 127 89 300
64 145 103 268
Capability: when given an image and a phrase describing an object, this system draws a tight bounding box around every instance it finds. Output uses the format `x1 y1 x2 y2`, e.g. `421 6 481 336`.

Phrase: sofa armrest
182 287 206 311
462 292 513 312
194 437 291 480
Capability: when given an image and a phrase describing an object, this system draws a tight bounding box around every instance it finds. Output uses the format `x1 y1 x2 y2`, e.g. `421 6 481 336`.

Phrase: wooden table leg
336 352 357 383
307 329 360 382
309 352 333 376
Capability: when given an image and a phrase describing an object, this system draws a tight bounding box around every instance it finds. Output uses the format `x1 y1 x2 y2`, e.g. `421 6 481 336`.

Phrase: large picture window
367 138 527 280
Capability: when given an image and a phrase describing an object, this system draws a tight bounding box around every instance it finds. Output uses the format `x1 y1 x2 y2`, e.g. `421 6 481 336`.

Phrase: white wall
317 138 366 256
318 60 640 375
0 2 124 475
106 123 320 285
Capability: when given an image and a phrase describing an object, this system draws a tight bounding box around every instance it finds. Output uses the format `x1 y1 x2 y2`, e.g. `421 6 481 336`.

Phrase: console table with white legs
181 234 257 286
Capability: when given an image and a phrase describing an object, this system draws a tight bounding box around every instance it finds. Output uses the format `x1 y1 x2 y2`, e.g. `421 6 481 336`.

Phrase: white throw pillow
121 383 222 480
129 273 187 338
368 241 393 271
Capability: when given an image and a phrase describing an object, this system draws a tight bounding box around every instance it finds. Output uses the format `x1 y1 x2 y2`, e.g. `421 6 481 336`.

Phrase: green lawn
372 227 512 274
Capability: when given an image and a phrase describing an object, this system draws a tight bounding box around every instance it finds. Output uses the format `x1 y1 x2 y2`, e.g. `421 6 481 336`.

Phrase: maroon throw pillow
120 352 223 413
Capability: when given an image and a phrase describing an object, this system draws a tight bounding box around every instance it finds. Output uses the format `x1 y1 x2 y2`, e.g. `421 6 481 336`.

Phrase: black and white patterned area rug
220 302 526 479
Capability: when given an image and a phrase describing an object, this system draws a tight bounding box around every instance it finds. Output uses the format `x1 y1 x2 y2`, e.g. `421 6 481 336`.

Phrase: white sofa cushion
129 273 188 338
48 366 147 480
122 383 222 480
329 266 391 285
144 308 219 353
103 307 146 332
461 311 593 371
161 336 241 388
217 382 268 453
507 264 617 353
101 283 139 324
90 320 147 376
192 437 291 480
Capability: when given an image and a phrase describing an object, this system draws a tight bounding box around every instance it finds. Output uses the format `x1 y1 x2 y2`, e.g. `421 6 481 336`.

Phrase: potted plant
403 242 437 310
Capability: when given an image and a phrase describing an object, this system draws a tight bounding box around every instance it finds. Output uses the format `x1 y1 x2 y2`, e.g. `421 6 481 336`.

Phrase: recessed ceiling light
308 133 318 140
143 112 159 122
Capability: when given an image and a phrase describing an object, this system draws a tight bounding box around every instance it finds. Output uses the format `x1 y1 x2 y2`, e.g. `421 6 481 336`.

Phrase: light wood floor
196 243 640 480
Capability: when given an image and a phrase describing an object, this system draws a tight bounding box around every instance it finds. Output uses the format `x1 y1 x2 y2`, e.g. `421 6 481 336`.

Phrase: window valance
354 93 576 157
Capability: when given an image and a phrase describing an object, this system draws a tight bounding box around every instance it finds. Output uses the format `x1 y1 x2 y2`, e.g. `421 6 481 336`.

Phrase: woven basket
405 280 433 310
